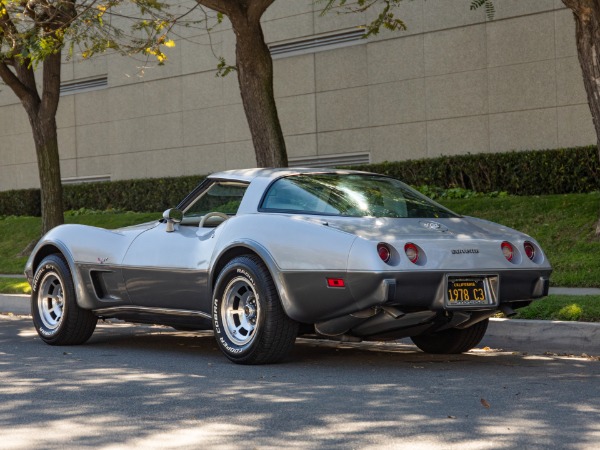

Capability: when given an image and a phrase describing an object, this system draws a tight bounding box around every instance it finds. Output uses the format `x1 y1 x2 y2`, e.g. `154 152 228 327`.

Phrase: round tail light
404 243 419 264
377 243 391 263
501 241 514 262
524 242 535 260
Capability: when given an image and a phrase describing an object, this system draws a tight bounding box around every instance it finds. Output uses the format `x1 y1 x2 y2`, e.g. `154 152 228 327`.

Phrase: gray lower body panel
280 268 551 323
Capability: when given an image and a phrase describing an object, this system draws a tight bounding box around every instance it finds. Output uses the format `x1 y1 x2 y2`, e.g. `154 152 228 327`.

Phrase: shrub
0 145 598 216
351 146 600 195
0 175 205 216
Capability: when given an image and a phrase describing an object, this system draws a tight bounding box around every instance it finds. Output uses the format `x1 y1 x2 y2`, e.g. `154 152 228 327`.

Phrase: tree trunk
231 14 288 167
29 115 64 235
564 0 600 236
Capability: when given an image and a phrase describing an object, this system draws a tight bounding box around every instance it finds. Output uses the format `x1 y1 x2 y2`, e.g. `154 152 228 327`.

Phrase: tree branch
195 0 235 15
0 63 33 102
248 0 276 22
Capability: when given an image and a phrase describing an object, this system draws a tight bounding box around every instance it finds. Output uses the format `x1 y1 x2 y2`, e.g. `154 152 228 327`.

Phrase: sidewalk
2 293 598 355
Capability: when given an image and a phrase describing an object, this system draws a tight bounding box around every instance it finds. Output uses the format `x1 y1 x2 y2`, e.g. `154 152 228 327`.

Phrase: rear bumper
280 268 551 323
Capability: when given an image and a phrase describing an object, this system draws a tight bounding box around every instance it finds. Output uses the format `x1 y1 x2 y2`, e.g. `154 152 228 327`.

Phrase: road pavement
1 315 599 449
3 293 600 355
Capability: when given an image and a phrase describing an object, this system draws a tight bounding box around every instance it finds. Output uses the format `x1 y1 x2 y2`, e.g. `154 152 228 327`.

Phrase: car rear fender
209 239 297 318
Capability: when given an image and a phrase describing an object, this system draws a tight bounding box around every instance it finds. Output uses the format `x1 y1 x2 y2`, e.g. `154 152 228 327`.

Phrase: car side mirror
163 208 183 233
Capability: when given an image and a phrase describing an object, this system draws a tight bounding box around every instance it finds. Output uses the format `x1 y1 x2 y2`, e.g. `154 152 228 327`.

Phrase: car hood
307 216 528 241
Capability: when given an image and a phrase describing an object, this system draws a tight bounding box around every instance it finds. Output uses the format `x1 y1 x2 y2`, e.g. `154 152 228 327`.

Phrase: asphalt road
1 315 599 450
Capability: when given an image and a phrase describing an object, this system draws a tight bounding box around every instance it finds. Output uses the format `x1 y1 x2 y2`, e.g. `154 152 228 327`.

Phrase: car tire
410 319 489 354
212 255 298 364
31 254 97 345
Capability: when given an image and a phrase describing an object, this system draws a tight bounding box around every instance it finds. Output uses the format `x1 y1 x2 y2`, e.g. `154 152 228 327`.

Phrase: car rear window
260 174 457 219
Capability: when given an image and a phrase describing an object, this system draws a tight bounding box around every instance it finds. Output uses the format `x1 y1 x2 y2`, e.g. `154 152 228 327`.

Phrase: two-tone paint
25 168 552 335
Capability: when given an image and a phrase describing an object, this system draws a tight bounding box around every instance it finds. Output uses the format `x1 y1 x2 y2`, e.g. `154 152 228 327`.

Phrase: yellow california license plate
447 278 487 305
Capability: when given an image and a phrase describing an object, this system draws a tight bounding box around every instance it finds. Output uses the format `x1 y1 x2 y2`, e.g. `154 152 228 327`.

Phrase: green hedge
0 175 205 217
351 146 600 195
0 146 598 216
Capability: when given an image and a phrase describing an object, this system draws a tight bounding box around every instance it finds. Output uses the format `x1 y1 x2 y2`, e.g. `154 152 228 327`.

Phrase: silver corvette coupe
25 168 551 364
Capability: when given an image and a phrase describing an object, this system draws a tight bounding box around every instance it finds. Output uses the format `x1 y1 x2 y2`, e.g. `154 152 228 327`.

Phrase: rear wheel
31 254 97 345
212 255 298 364
410 319 489 354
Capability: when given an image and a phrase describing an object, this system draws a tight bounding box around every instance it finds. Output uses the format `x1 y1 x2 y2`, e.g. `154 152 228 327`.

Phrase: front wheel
31 254 97 345
212 255 298 364
410 319 489 354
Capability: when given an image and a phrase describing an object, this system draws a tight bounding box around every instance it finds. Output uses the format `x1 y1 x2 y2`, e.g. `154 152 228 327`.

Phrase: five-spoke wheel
212 255 298 364
31 254 97 345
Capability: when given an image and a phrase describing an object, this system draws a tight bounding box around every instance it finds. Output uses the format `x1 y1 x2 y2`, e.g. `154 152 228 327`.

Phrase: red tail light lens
501 241 514 261
327 278 345 288
404 243 419 264
524 242 535 260
377 243 391 263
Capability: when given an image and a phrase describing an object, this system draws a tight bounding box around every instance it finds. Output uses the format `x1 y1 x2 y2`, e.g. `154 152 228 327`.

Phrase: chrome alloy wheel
37 273 65 330
221 276 261 346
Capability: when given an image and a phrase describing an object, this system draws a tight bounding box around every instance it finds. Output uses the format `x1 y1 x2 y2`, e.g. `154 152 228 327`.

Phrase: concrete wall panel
489 109 558 152
286 133 318 159
555 8 577 59
487 12 555 67
274 54 315 98
224 141 257 169
182 107 224 147
77 155 110 178
183 144 226 176
425 70 488 120
427 115 489 156
316 45 368 92
370 122 427 163
492 0 556 20
74 92 106 126
557 104 596 148
556 56 587 106
368 35 424 84
369 79 426 127
424 24 486 77
58 127 77 161
317 128 370 156
423 0 485 32
317 86 369 132
181 72 223 112
277 94 316 136
488 60 557 114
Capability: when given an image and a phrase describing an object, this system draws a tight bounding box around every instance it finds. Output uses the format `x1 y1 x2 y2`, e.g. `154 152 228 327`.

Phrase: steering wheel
199 211 230 228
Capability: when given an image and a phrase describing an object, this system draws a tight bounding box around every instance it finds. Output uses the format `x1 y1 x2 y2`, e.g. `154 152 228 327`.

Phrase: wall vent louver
61 175 111 185
60 77 108 96
269 28 366 59
288 153 370 168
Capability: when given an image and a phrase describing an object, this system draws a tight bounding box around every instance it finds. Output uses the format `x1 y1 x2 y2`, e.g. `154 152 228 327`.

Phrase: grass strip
511 295 600 322
0 277 31 295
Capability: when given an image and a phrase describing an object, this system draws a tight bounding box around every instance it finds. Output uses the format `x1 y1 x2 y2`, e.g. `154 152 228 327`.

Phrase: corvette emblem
98 257 109 264
451 249 479 254
420 221 448 232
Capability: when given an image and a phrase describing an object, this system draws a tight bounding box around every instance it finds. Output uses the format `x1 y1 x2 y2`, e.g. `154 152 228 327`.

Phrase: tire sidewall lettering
213 262 259 357
32 260 65 339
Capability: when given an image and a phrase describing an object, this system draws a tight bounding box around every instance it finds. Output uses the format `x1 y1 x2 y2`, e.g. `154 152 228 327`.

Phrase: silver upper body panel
25 168 551 324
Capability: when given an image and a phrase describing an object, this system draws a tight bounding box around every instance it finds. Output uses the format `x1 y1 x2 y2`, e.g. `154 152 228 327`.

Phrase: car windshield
261 173 458 219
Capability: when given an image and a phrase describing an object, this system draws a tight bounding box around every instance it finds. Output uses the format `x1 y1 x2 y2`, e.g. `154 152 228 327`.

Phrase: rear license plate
447 278 487 305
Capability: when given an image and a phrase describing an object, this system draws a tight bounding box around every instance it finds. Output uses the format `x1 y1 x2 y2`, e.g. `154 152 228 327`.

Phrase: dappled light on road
1 316 599 449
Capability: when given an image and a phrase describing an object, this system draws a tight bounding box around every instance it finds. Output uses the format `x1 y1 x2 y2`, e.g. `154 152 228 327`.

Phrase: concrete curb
0 294 30 315
1 294 598 355
481 318 600 355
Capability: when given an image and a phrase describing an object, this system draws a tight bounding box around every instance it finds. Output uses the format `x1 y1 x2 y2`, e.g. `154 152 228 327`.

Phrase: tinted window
261 174 457 219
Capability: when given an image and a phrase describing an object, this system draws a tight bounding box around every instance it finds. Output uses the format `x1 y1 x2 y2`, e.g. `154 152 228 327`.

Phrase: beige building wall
0 0 594 191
